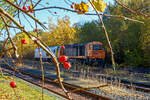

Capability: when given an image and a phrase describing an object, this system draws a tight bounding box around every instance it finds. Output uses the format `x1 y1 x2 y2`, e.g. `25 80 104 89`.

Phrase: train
34 41 105 66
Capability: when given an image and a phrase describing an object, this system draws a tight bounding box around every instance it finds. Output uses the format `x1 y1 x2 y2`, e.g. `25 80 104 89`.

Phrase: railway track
1 60 150 100
60 68 150 93
3 59 150 91
1 68 114 100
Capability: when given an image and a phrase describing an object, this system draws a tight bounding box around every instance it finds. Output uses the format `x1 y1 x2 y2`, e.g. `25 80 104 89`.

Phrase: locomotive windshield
93 44 104 50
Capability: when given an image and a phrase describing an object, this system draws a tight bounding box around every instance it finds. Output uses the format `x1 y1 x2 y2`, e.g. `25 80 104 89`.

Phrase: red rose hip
28 6 32 10
59 55 67 63
28 6 34 13
63 62 71 69
61 46 65 49
71 5 74 8
10 81 16 88
23 6 27 11
21 39 27 44
34 29 38 32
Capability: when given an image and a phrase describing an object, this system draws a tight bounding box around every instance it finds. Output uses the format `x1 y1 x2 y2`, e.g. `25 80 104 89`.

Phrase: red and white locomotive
34 41 105 66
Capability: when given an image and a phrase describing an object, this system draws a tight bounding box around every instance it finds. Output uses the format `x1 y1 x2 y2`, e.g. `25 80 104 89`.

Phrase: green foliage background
75 0 150 67
0 0 16 30
1 0 150 67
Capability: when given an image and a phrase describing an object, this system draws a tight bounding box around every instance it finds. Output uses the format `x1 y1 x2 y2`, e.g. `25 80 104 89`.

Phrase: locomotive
34 41 105 66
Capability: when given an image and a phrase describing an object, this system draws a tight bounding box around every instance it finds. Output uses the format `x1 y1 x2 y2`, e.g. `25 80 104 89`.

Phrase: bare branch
1 47 14 53
4 0 47 30
115 0 150 18
3 38 8 50
89 0 116 71
0 15 19 58
34 6 144 23
32 1 45 98
1 58 21 75
38 48 45 100
22 13 34 29
0 6 71 99
33 0 42 9
3 25 20 29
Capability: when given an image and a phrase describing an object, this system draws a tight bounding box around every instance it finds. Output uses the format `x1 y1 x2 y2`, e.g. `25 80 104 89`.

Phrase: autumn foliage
74 1 89 14
92 0 107 12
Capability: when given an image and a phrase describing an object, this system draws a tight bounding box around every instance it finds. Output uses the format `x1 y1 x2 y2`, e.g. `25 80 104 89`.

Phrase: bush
124 49 143 66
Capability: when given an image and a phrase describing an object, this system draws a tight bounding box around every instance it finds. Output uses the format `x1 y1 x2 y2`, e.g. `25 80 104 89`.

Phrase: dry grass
12 60 150 99
99 85 145 98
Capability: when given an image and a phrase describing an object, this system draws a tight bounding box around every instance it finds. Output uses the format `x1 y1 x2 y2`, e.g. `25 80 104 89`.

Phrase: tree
48 16 78 46
76 21 105 43
141 18 150 66
102 0 150 66
12 31 38 59
0 0 150 99
0 0 16 29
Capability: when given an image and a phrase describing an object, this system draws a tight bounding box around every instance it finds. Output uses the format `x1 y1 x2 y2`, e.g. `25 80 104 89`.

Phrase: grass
0 74 58 100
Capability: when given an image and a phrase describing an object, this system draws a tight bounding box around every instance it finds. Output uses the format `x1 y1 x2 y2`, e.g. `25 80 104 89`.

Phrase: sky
0 0 114 40
19 0 114 31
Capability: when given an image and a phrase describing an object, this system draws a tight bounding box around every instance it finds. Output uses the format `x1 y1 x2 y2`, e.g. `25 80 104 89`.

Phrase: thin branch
39 48 45 100
115 0 150 18
34 6 144 23
0 26 5 34
1 47 14 53
0 6 72 100
3 38 8 50
32 1 54 15
4 0 47 30
1 58 22 75
14 0 22 25
22 13 34 29
96 14 144 24
0 37 8 58
32 1 45 98
1 16 19 58
89 0 116 71
17 8 22 25
23 0 28 6
0 37 9 76
33 0 42 9
4 25 20 29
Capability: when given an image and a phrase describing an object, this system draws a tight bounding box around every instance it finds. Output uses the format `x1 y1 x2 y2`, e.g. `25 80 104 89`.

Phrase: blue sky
21 0 114 31
0 0 114 40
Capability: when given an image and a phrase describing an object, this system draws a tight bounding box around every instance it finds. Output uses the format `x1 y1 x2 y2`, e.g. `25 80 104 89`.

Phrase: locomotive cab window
93 44 104 50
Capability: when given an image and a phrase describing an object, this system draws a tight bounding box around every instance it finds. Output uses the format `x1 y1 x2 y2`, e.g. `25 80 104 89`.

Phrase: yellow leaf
74 2 89 14
92 0 107 12
81 1 89 12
